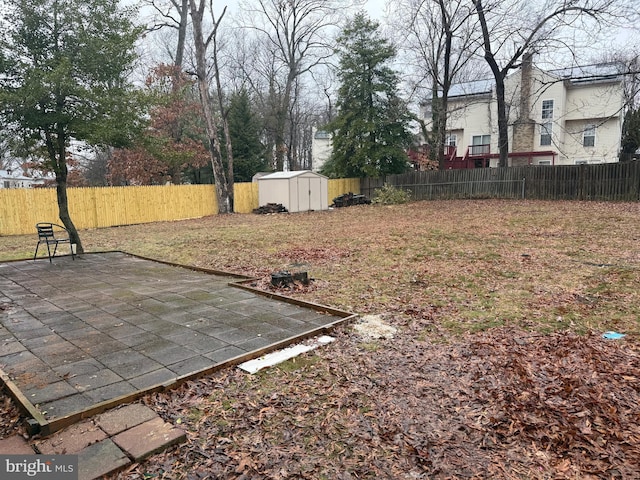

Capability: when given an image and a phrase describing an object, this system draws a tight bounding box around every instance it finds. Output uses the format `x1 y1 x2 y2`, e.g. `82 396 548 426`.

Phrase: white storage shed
257 170 329 213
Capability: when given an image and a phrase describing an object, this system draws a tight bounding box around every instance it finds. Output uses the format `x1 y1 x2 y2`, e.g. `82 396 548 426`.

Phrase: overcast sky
364 0 387 18
208 0 388 19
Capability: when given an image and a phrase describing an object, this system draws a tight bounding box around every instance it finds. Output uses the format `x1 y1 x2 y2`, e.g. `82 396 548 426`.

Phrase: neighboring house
0 169 46 188
421 59 627 168
311 127 332 173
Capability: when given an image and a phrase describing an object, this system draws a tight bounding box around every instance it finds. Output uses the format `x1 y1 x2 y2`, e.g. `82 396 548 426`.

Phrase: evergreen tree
0 0 143 252
322 13 413 178
621 107 640 160
225 90 269 182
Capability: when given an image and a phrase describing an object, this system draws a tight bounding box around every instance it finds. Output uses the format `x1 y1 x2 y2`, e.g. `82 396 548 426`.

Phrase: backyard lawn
1 199 639 478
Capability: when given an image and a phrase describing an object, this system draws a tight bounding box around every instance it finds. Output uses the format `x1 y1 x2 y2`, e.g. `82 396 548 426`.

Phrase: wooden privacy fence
361 162 640 202
0 178 360 236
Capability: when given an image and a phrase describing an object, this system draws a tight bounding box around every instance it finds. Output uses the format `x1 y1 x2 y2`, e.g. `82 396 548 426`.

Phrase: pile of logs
253 203 288 214
331 192 371 208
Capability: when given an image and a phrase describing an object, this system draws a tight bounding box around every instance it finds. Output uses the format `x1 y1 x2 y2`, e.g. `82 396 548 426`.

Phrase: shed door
309 177 322 210
297 178 311 212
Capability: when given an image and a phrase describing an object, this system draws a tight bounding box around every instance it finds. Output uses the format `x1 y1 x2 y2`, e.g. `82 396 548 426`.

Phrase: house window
583 125 596 147
540 100 554 146
538 160 551 165
445 134 457 146
540 123 552 146
471 135 490 155
314 130 331 139
541 100 554 120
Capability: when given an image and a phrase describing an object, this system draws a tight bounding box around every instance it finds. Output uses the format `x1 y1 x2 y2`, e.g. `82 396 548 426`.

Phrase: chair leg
34 242 40 261
46 242 52 262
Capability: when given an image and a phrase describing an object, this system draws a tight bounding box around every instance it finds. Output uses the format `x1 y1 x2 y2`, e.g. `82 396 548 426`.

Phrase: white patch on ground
238 335 335 374
353 314 397 340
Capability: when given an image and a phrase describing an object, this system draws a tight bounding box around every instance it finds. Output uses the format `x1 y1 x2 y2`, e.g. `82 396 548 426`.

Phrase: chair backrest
36 223 57 239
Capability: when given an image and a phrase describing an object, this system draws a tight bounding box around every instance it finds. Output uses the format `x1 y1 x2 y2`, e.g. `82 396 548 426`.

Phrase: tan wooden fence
0 178 360 236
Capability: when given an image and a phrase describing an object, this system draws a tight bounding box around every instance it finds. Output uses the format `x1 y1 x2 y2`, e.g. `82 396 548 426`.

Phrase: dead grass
2 199 640 478
3 199 638 335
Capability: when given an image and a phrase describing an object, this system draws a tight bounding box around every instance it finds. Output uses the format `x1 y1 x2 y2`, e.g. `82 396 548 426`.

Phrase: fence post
522 177 526 199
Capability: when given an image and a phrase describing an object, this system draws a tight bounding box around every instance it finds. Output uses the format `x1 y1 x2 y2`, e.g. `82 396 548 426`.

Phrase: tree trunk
474 0 509 167
436 0 452 170
189 0 232 213
274 66 297 171
431 89 443 169
174 0 188 69
56 178 83 254
222 119 234 209
46 125 84 253
211 16 234 211
274 104 288 171
494 75 510 167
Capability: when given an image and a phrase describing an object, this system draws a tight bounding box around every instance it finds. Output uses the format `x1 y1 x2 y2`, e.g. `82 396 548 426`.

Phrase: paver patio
0 252 353 435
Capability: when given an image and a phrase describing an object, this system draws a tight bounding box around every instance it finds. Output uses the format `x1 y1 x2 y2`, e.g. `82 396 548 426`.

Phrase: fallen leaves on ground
1 200 640 477
120 325 639 479
0 390 25 439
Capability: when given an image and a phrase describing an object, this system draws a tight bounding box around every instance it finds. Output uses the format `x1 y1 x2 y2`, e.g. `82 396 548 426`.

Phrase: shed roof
258 170 328 180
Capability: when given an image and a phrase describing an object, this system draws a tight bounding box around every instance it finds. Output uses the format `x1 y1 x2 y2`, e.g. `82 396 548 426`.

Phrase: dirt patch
353 314 397 340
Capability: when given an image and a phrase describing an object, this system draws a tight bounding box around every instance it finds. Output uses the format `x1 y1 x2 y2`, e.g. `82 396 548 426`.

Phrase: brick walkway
0 403 185 479
0 252 353 437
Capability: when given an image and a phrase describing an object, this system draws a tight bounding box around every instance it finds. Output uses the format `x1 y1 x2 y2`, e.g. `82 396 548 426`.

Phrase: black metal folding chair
34 223 76 262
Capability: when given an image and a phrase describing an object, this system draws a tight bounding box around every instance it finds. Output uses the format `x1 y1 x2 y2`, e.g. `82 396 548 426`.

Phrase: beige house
311 127 332 173
422 60 626 167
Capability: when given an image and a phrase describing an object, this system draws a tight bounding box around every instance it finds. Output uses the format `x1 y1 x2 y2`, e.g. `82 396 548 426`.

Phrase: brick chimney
512 52 535 162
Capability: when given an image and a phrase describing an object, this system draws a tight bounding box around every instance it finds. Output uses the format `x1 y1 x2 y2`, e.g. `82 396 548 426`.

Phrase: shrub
372 183 412 205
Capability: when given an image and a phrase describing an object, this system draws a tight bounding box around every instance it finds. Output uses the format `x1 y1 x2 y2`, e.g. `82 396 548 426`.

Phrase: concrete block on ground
77 438 130 480
94 403 158 436
112 417 186 462
35 420 107 454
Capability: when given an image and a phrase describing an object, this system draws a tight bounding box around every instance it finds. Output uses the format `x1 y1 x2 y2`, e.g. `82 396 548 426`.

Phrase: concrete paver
0 403 184 480
95 404 158 436
35 420 107 455
77 439 131 480
112 416 186 462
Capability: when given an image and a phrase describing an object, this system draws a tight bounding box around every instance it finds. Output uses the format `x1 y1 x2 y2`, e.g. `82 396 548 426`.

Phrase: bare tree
143 0 190 68
393 0 481 169
472 0 632 167
188 0 232 212
239 0 353 171
79 147 112 187
226 36 281 169
208 19 236 201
